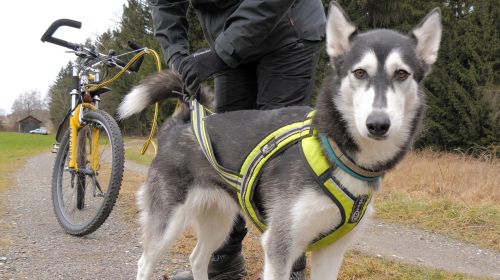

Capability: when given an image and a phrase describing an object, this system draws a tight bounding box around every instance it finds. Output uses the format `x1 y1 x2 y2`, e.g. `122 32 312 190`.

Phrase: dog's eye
353 69 368 80
395 69 410 81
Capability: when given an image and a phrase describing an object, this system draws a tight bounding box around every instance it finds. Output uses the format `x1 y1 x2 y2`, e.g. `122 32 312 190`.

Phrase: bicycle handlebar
127 41 145 72
41 19 82 50
42 19 146 72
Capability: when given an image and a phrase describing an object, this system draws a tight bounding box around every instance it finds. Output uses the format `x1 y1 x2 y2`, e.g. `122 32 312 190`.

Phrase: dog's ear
326 1 357 58
410 8 442 65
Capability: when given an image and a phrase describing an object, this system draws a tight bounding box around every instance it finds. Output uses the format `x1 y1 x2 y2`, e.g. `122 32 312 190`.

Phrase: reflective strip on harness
238 116 314 231
190 100 242 189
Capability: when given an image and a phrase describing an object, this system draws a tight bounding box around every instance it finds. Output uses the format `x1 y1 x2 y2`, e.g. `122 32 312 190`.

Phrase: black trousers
214 40 322 112
212 39 321 272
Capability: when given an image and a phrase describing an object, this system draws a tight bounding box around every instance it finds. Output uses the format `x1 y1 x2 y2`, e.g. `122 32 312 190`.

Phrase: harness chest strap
190 100 373 251
300 132 372 251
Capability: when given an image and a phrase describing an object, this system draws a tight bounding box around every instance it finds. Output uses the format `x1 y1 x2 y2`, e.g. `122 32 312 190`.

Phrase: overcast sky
0 0 127 114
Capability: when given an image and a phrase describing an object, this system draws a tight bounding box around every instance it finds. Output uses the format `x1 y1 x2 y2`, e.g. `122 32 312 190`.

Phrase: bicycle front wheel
52 109 124 236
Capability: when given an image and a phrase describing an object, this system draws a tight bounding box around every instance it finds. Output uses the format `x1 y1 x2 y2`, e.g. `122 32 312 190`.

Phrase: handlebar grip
128 41 143 51
128 41 145 72
113 57 128 68
41 19 82 50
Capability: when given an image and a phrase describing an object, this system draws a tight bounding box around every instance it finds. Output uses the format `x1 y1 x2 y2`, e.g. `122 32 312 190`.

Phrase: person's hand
168 53 186 75
177 48 228 94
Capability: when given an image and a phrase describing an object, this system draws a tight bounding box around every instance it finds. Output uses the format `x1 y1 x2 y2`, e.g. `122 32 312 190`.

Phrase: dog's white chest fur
289 169 373 246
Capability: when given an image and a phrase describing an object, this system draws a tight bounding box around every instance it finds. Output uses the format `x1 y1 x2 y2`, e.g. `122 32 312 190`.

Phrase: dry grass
338 250 487 280
382 149 499 204
117 168 146 220
376 149 500 250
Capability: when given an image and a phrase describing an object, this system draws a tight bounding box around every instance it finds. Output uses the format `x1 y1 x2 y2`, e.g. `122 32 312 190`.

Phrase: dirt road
0 153 498 279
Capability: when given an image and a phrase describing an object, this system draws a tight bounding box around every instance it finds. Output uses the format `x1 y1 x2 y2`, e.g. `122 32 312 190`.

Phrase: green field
124 138 156 166
0 131 55 247
0 132 54 191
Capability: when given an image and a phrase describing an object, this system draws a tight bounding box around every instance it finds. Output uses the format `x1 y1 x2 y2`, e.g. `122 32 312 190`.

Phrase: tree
47 63 73 128
46 0 499 147
418 0 500 149
11 90 45 120
97 0 169 135
93 0 205 135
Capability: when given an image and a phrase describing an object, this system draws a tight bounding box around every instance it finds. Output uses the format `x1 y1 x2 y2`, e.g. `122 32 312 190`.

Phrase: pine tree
47 63 73 130
46 0 499 146
419 0 499 149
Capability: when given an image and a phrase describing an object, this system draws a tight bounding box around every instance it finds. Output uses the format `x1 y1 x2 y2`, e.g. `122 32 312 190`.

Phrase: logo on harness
349 194 369 223
261 138 277 156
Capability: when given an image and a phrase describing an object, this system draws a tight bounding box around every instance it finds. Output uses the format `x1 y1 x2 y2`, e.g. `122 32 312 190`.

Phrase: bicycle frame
43 18 163 236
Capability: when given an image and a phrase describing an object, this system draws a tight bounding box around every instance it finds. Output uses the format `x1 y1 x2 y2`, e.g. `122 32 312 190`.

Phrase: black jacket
149 0 326 68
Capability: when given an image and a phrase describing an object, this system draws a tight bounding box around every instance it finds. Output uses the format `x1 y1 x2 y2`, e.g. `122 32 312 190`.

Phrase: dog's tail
117 70 213 120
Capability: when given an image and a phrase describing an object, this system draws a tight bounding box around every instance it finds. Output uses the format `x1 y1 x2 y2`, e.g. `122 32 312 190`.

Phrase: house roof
18 115 42 123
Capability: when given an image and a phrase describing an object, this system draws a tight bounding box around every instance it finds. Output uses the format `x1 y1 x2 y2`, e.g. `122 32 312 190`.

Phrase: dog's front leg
261 229 301 280
309 234 353 280
309 207 372 280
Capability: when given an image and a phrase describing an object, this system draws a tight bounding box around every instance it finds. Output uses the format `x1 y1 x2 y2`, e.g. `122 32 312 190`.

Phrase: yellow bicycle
41 19 161 236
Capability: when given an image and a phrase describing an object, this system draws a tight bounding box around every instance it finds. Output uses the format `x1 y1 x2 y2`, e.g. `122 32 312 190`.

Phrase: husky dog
119 2 442 280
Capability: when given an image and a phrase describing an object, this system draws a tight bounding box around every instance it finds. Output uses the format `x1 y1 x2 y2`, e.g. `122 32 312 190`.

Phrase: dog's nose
366 112 390 138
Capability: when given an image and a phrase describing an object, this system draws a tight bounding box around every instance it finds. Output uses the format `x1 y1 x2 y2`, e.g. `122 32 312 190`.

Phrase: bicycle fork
68 64 99 172
67 65 103 198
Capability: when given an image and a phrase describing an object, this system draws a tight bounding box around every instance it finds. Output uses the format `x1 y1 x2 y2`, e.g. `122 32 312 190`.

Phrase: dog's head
326 2 442 149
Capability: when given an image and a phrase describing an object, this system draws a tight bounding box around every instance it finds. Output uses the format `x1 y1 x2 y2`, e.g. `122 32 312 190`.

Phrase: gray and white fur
119 2 442 279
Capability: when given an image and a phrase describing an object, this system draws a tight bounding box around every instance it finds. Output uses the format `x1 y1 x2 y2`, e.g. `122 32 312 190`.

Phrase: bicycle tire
51 109 124 236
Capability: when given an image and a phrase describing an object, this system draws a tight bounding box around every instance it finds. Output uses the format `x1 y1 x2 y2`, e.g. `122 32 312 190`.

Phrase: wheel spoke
93 176 105 197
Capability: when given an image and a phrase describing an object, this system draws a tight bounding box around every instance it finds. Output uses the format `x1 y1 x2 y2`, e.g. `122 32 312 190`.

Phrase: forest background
44 0 499 152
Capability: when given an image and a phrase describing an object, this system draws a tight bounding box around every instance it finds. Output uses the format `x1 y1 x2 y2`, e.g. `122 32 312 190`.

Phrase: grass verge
377 149 500 251
0 131 55 247
0 132 54 190
117 168 146 220
338 250 487 280
124 138 155 166
375 192 499 251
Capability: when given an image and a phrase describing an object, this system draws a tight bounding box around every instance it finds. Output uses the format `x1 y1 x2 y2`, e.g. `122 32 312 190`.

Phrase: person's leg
214 62 258 112
211 64 258 274
257 39 322 279
256 40 322 110
173 65 257 280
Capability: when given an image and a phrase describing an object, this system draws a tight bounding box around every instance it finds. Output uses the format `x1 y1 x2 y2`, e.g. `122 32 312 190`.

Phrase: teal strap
319 134 380 182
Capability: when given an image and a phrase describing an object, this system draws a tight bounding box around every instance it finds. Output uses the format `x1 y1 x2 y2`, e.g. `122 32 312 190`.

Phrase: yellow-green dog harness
190 100 378 251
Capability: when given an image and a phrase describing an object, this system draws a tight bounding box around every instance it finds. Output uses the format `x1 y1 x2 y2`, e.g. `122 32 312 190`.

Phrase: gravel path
356 220 500 279
0 153 499 279
0 153 184 280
